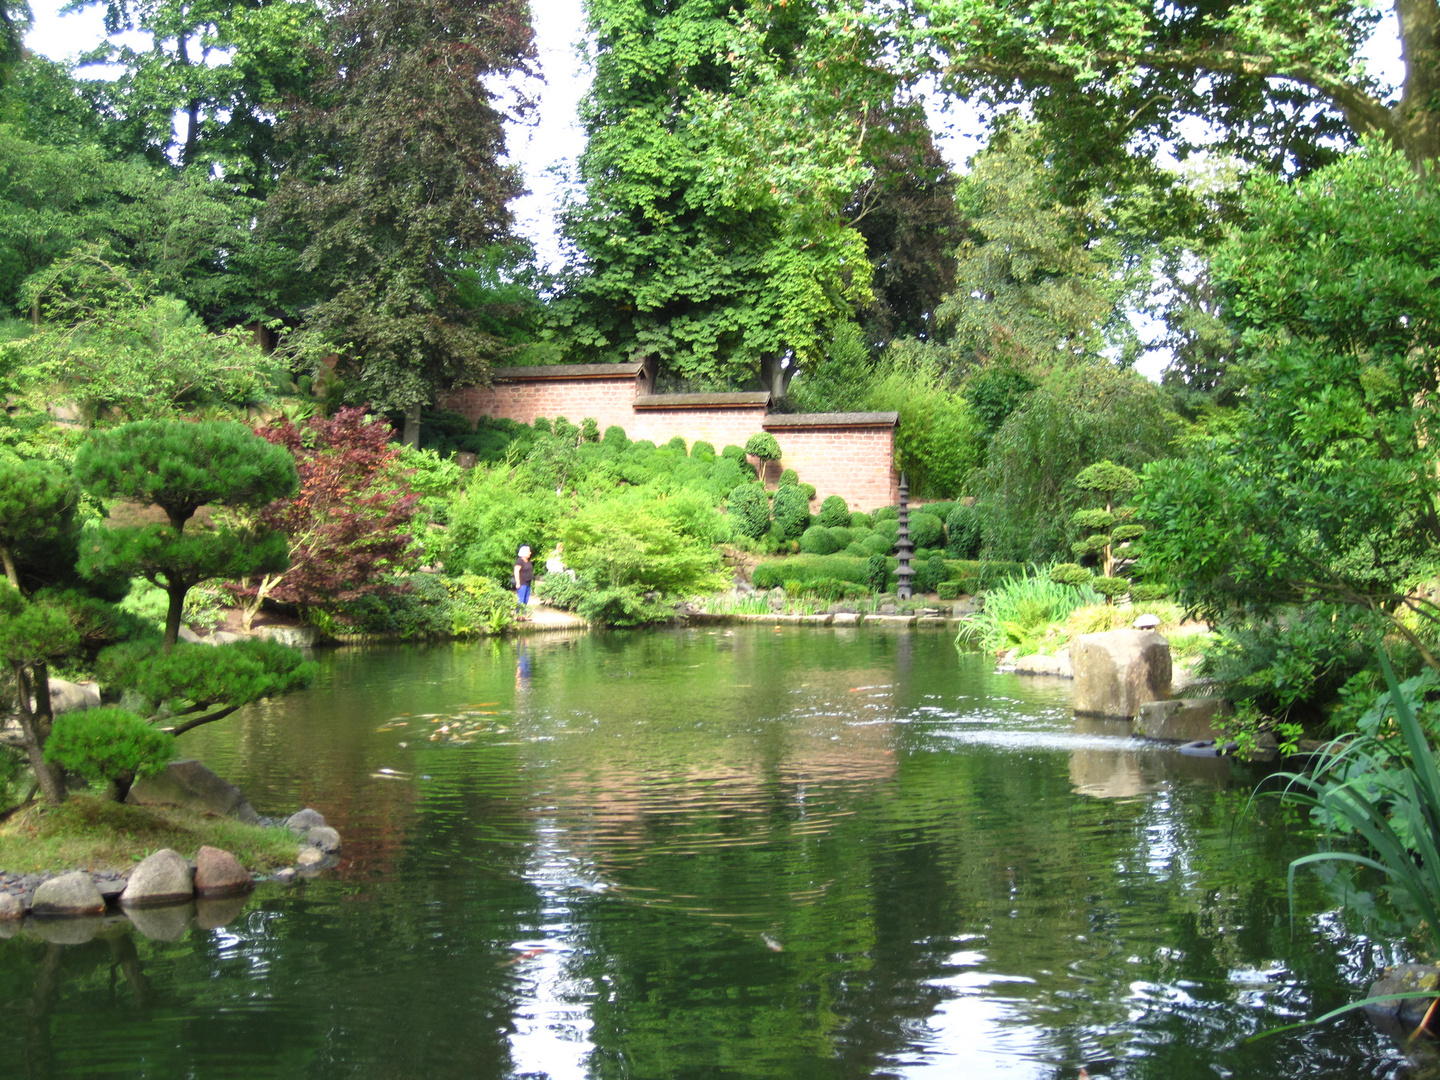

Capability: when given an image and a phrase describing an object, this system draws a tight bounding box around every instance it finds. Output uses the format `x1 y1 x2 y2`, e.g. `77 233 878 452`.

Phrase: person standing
513 545 534 615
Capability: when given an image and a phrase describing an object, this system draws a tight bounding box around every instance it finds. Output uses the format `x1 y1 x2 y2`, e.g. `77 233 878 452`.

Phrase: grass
0 796 303 874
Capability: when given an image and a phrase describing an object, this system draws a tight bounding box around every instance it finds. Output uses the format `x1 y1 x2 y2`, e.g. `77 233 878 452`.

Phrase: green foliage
446 467 564 579
721 444 745 461
976 363 1180 561
44 707 173 797
0 457 77 588
581 418 600 442
799 526 842 556
561 489 727 597
753 555 873 591
577 585 671 628
777 468 799 487
328 574 454 639
862 344 983 497
99 637 316 715
1049 562 1093 588
603 425 629 450
936 580 961 601
536 572 593 612
907 512 944 550
1137 146 1440 656
816 495 850 528
916 553 947 594
725 484 771 541
865 553 890 593
956 566 1101 653
1090 576 1130 602
690 440 715 459
1074 460 1138 500
849 511 873 529
745 432 782 461
445 574 516 637
769 484 811 541
944 503 982 559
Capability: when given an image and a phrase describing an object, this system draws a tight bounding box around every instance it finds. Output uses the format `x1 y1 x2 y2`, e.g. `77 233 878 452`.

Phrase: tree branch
162 705 241 737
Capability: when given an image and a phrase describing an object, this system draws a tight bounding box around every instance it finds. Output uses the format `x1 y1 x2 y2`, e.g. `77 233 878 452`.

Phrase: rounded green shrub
778 468 799 487
936 581 962 601
873 506 898 522
843 541 871 558
1130 582 1171 602
770 484 811 541
1092 576 1131 602
874 519 900 543
745 432 782 461
1049 562 1094 587
667 436 688 455
827 526 853 545
553 416 578 442
532 417 552 434
603 425 629 449
908 512 945 549
721 444 746 461
798 483 816 502
865 553 890 593
691 440 716 459
799 526 841 555
916 553 948 593
818 495 851 527
849 511 873 529
945 503 982 559
862 532 893 555
45 707 173 798
581 417 600 442
727 484 771 540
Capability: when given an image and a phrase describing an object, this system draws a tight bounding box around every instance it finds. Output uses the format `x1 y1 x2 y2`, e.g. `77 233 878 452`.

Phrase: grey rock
0 892 21 920
29 915 105 944
178 626 204 644
128 759 261 823
1013 652 1073 678
1136 698 1232 743
31 679 100 716
286 808 327 833
1365 964 1440 1039
831 613 862 626
1072 629 1173 719
121 849 194 908
32 872 105 917
273 868 297 883
296 847 326 868
203 630 245 646
306 826 341 853
125 901 194 942
193 846 253 897
254 625 317 648
879 603 897 615
94 875 127 902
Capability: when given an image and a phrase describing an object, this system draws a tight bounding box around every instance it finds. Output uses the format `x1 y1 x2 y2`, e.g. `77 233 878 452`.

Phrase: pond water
0 627 1410 1079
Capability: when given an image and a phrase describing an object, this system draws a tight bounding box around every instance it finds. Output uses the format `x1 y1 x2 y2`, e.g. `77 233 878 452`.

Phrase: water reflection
0 629 1407 1079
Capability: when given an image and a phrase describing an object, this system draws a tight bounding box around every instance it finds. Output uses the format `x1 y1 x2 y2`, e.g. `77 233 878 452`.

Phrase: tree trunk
0 543 16 589
163 581 188 653
760 354 792 399
403 403 422 448
13 665 64 807
1397 0 1440 170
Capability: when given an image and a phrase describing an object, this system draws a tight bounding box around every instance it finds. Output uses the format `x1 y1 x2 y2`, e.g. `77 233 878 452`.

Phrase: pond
0 626 1410 1078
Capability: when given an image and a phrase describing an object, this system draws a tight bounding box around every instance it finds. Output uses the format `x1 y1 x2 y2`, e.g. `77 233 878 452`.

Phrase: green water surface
0 627 1407 1078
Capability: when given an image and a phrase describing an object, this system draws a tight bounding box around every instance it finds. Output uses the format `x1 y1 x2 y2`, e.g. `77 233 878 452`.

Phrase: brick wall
439 373 900 511
766 424 900 511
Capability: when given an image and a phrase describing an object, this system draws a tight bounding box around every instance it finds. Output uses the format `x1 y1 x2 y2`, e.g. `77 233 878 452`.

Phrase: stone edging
686 612 960 628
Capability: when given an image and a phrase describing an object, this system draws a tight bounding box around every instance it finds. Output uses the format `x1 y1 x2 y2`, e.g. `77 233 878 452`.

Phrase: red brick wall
766 426 900 512
439 379 899 511
441 376 639 434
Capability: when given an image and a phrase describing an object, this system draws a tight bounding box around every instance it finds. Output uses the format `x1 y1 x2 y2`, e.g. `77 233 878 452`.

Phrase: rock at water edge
296 847 325 869
1071 629 1172 719
121 849 194 908
306 826 341 853
1366 964 1440 1039
32 872 105 917
127 760 261 823
194 846 253 897
0 892 21 920
286 808 327 834
1136 698 1232 742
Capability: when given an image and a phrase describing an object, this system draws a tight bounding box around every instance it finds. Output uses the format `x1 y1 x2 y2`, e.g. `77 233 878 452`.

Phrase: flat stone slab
1136 698 1232 742
32 872 105 917
915 617 950 628
831 613 862 626
1014 653 1073 678
867 615 918 627
128 760 260 823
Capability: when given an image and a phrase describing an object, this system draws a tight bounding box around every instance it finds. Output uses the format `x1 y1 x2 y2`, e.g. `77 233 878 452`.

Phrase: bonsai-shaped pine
0 459 79 592
75 420 299 650
0 583 80 805
1064 460 1143 603
44 707 173 802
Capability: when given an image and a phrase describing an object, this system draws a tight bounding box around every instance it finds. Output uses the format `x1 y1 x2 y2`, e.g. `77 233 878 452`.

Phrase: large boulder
1072 629 1172 719
1365 964 1440 1039
285 808 327 833
127 760 261 823
32 871 105 917
120 849 194 907
32 679 101 715
193 847 253 897
1136 697 1232 742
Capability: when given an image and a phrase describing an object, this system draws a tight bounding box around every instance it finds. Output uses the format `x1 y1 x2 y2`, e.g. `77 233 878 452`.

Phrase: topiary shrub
603 425 629 449
691 440 716 459
827 526 853 545
916 553 947 593
667 436 688 455
909 512 945 549
581 417 600 442
1130 582 1171 602
798 483 816 501
533 417 552 434
1049 562 1094 588
1091 576 1131 603
818 495 850 527
945 503 982 559
721 444 746 461
751 555 872 590
862 532 893 556
770 484 811 541
799 526 842 555
923 501 956 523
778 468 799 487
849 511 873 529
843 541 871 558
937 581 962 601
866 553 890 593
874 519 900 543
727 484 771 540
873 506 898 522
553 416 579 442
745 432 782 461
45 707 174 801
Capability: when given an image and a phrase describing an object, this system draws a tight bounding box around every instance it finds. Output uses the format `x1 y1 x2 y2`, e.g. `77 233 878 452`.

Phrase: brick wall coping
632 392 772 409
489 362 646 381
763 411 900 428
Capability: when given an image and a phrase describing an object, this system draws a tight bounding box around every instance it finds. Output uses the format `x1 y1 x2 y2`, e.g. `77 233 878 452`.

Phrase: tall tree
266 0 536 445
558 0 890 391
897 0 1437 172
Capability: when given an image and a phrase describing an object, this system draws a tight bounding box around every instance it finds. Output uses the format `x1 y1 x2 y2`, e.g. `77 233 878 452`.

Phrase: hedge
752 555 874 590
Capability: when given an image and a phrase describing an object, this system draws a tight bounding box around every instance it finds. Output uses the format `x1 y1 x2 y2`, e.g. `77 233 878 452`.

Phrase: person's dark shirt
515 557 534 586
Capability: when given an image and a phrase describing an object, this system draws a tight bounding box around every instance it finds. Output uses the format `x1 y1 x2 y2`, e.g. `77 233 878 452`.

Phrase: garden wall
440 367 900 511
